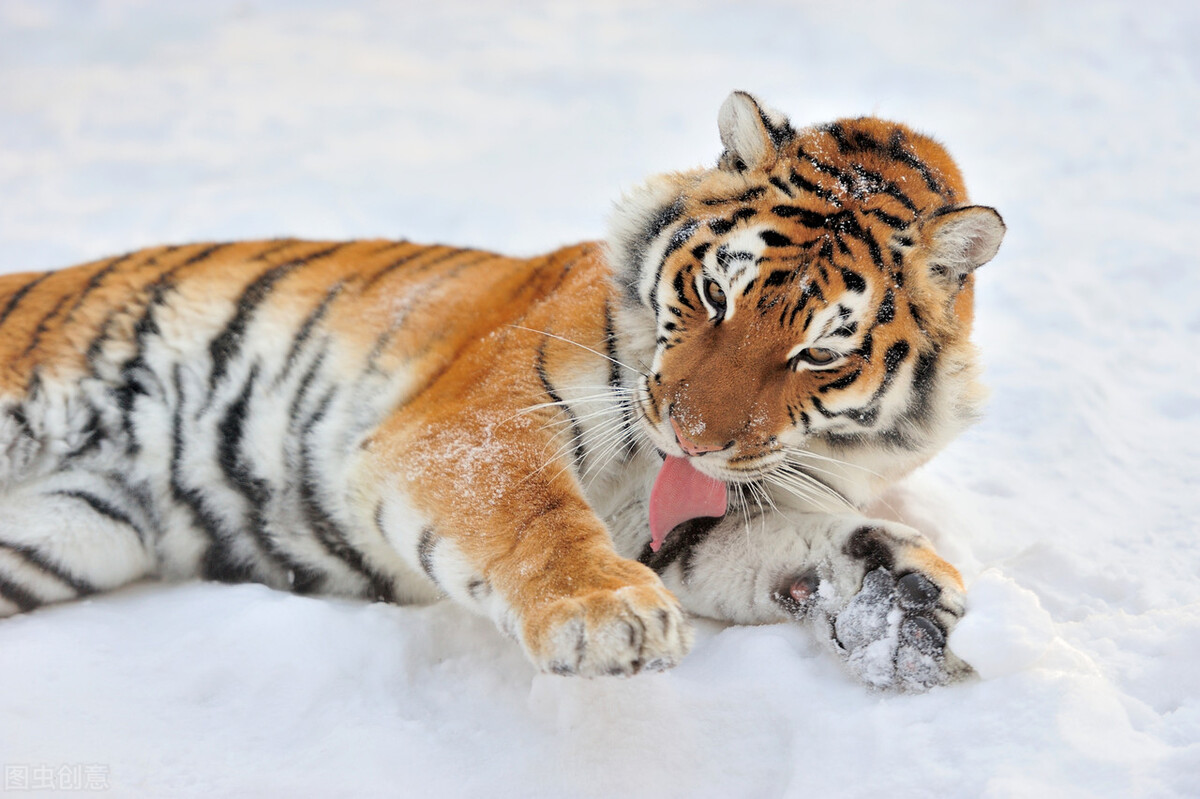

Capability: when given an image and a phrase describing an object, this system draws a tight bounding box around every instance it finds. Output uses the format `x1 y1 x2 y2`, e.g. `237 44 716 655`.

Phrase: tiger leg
640 512 969 690
0 472 156 617
360 433 693 677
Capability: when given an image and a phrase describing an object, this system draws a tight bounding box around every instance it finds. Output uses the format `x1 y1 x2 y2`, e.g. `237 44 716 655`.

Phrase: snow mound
950 569 1057 680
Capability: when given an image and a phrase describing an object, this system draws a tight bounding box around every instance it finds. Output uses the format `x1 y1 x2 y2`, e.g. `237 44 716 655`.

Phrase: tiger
0 91 1003 690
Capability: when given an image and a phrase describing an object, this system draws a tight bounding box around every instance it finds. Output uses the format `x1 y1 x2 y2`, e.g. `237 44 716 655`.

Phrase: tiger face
609 92 1005 485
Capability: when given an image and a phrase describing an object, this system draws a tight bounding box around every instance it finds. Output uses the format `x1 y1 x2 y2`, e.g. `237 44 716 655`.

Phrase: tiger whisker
508 324 649 379
781 445 883 479
770 467 849 504
533 411 633 482
580 421 638 490
765 468 854 512
763 477 840 511
500 385 635 436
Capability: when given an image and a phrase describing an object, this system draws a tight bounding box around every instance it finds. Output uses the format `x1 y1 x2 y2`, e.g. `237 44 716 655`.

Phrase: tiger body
0 93 1004 688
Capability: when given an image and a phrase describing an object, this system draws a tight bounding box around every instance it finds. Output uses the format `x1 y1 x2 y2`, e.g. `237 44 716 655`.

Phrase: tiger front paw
520 582 693 677
829 566 969 690
776 525 970 691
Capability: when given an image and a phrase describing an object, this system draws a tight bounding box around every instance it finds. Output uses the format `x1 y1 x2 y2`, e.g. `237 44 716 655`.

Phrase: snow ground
1 1 1199 796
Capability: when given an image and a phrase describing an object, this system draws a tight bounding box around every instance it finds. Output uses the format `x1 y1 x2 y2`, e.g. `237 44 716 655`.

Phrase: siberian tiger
0 92 1003 690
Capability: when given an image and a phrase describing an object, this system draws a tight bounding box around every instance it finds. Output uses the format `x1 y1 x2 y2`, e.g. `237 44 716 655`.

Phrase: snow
2 1 1200 796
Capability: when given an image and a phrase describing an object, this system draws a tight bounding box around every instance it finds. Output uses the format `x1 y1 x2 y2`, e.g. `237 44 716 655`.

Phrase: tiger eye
703 278 726 309
796 347 839 366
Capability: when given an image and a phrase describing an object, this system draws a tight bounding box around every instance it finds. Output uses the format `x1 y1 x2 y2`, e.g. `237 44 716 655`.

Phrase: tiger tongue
648 455 728 552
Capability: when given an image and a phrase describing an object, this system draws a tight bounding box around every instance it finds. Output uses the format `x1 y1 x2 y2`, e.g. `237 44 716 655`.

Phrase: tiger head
607 92 1005 493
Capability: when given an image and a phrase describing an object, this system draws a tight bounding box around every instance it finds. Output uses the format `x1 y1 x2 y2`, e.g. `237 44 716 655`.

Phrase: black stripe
824 209 885 270
169 365 257 584
855 224 885 270
823 122 852 151
113 358 167 457
883 340 911 374
179 242 233 269
786 291 810 329
248 239 303 263
857 332 875 362
0 273 50 330
63 406 104 460
6 405 35 443
361 245 425 288
650 221 700 317
51 490 145 543
0 573 39 612
904 349 940 426
839 268 866 293
709 218 735 236
701 186 766 205
61 251 136 324
359 251 494 375
763 269 793 288
298 389 396 602
117 239 236 429
536 341 586 476
119 242 235 399
671 269 696 311
769 176 795 197
467 577 491 601
876 290 895 324
216 365 324 593
367 239 410 258
18 292 70 358
83 310 123 379
788 168 842 207
403 252 506 364
887 130 946 197
637 515 723 584
604 301 638 464
818 369 862 393
103 473 160 542
278 282 344 384
208 243 345 394
812 396 879 427
365 252 493 376
645 199 685 240
0 539 96 596
760 230 794 248
867 208 909 229
363 245 466 290
795 145 858 196
288 347 327 436
908 302 926 333
854 165 920 214
417 527 440 587
757 106 793 149
771 204 832 228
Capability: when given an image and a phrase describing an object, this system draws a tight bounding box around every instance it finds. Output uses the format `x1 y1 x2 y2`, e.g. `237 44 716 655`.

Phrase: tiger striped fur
0 92 1003 689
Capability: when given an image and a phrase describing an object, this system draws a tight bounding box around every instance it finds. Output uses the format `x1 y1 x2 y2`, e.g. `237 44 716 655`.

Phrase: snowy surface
2 1 1199 796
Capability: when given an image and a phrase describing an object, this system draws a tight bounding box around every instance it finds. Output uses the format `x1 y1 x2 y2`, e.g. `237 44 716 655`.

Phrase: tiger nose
670 416 724 456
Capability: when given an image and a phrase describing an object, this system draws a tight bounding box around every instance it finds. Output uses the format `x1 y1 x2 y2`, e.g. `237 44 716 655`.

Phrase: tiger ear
922 205 1006 286
717 91 793 172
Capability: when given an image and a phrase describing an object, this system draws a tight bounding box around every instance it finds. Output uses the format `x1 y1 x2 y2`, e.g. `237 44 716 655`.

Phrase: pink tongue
648 456 729 552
